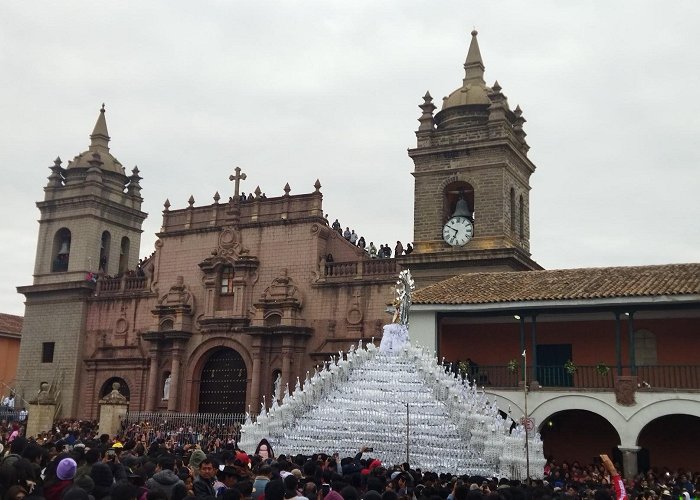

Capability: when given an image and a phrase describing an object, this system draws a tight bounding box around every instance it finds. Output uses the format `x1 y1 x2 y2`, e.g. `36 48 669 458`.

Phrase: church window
52 228 71 272
99 231 111 273
510 188 516 234
443 181 475 222
220 266 235 294
42 342 55 363
519 195 524 238
634 329 658 366
119 237 130 274
265 313 282 327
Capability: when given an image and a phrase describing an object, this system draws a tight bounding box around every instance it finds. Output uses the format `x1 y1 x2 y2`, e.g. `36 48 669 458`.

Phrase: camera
366 447 373 452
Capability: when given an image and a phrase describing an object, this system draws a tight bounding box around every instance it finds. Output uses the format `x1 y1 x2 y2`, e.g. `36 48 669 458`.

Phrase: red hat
235 451 250 465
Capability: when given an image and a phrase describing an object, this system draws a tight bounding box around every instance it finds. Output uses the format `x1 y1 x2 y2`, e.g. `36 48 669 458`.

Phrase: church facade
17 32 543 418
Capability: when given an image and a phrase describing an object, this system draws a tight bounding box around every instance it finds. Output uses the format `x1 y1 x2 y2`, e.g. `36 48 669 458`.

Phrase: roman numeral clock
443 215 473 246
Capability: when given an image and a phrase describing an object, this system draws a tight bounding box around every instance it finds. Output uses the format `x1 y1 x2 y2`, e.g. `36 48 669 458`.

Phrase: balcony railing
321 259 398 281
456 365 700 391
95 275 149 296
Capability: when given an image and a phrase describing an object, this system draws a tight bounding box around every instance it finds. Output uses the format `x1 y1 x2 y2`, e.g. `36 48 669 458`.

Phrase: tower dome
440 30 492 110
65 104 126 175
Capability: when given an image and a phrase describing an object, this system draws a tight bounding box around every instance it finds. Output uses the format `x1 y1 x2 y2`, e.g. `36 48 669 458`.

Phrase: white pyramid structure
239 272 545 478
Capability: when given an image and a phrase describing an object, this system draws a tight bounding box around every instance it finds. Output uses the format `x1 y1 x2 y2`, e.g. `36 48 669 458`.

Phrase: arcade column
618 445 641 479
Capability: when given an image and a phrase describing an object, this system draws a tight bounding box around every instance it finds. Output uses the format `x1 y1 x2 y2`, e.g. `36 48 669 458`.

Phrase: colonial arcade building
16 31 700 472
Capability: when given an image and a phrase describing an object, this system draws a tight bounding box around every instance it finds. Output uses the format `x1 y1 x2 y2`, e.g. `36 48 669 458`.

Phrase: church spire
463 30 485 85
89 103 110 153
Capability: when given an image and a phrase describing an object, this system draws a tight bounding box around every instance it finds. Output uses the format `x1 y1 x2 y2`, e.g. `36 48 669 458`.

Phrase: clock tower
404 30 542 285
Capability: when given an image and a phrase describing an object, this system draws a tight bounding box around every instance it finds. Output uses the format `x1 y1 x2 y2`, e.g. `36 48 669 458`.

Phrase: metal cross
229 167 247 198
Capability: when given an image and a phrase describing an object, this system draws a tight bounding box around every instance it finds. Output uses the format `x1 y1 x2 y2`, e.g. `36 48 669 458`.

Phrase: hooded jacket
146 469 185 499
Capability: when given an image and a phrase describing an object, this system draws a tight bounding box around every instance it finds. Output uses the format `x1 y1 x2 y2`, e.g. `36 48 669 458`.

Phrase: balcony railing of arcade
121 411 248 447
95 275 149 296
321 259 398 281
460 365 700 391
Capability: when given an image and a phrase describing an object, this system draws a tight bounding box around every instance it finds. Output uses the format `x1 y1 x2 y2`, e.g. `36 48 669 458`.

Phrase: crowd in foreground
1 419 699 500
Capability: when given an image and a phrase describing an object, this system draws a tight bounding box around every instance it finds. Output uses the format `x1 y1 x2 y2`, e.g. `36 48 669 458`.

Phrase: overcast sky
2 1 699 316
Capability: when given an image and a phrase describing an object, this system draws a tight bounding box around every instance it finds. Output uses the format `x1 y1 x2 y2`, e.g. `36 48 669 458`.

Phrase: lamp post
522 349 530 483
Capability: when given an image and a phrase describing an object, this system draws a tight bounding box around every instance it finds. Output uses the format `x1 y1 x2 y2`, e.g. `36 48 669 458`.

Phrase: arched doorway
198 348 248 413
638 414 700 471
100 377 131 400
539 410 619 463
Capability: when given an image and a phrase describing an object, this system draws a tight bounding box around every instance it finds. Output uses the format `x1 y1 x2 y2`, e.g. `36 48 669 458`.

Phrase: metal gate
198 348 248 413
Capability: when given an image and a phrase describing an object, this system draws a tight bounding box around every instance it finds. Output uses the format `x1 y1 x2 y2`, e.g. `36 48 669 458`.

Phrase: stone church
16 31 540 418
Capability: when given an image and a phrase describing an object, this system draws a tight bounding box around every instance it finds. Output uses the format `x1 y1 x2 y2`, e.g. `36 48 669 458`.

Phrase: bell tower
16 106 147 416
405 31 541 285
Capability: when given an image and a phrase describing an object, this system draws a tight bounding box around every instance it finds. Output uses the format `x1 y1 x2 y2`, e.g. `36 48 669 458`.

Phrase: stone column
98 382 129 437
26 382 56 439
146 346 160 411
618 446 641 479
250 345 262 412
281 337 293 390
167 343 184 412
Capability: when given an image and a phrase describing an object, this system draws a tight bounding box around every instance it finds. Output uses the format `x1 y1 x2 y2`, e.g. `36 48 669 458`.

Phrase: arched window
510 188 516 234
635 329 657 366
119 237 130 274
220 265 235 294
519 195 525 238
443 181 475 222
265 313 282 327
99 231 111 273
52 228 71 272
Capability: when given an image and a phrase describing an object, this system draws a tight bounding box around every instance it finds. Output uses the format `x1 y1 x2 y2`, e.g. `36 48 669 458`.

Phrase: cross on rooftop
229 167 247 199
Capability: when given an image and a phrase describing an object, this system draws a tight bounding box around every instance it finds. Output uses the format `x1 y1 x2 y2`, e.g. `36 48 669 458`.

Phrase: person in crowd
368 243 377 258
146 455 185 499
404 243 413 255
394 241 403 257
343 228 352 241
349 230 358 245
192 459 216 498
251 464 272 500
357 237 366 250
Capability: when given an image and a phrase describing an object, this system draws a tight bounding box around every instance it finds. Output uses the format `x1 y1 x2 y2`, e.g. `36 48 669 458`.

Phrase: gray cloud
2 1 699 314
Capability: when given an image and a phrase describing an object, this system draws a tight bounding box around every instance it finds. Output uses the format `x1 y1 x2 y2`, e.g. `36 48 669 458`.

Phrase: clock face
442 216 474 246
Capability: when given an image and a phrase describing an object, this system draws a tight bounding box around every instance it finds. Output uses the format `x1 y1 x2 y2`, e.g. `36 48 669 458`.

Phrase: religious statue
163 374 171 400
273 372 283 403
380 270 415 354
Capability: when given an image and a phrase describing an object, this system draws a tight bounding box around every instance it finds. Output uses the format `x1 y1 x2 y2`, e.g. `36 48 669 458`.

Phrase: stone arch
119 236 130 273
98 375 132 401
539 409 621 463
518 194 525 237
52 227 72 272
623 398 700 448
510 187 516 234
636 413 700 471
99 230 111 273
530 394 627 442
486 392 524 419
183 337 253 412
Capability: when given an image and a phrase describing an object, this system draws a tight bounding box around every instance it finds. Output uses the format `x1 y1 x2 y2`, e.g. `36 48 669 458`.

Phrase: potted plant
507 359 519 373
595 362 610 376
564 359 577 374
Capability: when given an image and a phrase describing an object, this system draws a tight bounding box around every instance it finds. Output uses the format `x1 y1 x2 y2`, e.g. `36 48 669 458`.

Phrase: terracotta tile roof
413 263 700 305
0 313 23 336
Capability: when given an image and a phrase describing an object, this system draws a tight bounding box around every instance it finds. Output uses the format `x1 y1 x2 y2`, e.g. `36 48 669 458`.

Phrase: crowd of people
1 417 698 500
328 219 413 260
